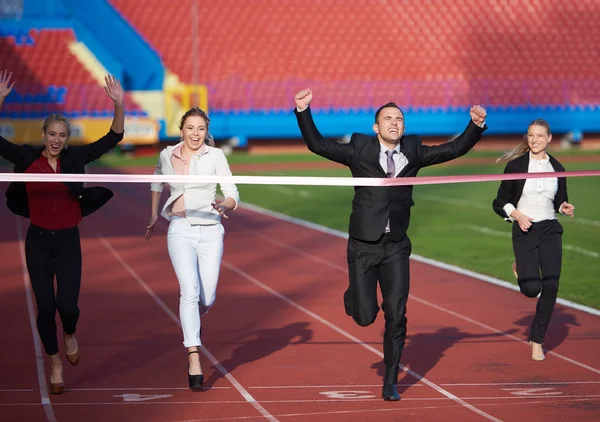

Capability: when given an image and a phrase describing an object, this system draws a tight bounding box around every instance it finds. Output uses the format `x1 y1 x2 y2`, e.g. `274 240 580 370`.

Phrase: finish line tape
0 170 599 187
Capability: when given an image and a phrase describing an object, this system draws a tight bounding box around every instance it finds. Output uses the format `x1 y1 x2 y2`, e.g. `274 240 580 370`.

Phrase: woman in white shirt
493 119 575 362
145 107 239 391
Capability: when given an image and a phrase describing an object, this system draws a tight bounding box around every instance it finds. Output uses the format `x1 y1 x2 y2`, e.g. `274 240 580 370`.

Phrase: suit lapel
396 136 413 177
369 138 387 177
513 153 529 199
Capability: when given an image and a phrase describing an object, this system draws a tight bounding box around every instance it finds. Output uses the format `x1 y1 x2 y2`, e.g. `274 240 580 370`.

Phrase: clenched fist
470 105 487 127
294 88 313 111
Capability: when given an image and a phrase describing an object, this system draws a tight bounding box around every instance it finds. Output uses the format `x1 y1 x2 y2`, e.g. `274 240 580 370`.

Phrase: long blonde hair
496 119 551 163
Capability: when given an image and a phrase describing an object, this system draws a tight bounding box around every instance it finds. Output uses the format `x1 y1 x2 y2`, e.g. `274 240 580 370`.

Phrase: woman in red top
0 70 125 394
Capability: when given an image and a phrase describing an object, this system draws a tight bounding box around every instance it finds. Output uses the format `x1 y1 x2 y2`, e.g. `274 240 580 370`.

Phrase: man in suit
293 89 487 401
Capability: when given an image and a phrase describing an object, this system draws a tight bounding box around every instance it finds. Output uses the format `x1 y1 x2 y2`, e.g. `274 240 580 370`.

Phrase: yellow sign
0 117 159 146
164 84 209 137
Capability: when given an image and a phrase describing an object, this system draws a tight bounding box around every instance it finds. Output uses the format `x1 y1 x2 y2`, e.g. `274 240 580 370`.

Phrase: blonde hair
496 119 551 163
42 113 71 138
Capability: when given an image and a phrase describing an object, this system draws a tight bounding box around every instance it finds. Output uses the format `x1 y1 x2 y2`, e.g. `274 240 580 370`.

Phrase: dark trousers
512 219 562 344
345 233 411 386
25 224 82 356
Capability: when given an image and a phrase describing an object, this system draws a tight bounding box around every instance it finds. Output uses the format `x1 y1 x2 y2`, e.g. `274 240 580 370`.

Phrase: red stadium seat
106 0 600 110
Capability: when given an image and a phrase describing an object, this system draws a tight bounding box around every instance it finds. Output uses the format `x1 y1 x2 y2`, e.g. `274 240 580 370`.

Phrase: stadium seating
109 0 600 111
0 28 146 118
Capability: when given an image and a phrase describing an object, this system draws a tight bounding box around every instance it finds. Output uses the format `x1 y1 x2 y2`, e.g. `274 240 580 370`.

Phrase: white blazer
151 142 240 225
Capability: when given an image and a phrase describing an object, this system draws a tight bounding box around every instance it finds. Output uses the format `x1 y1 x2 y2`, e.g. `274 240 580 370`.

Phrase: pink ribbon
0 170 598 187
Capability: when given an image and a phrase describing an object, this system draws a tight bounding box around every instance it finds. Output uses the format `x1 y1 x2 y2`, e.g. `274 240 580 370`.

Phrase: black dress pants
345 233 411 386
25 224 82 356
512 219 562 344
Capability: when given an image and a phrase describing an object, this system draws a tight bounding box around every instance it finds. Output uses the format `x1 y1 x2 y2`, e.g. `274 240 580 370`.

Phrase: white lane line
222 261 503 422
240 201 600 317
247 384 422 389
239 204 600 374
16 220 57 422
249 223 600 376
441 381 600 386
169 395 600 421
2 394 598 406
94 231 278 422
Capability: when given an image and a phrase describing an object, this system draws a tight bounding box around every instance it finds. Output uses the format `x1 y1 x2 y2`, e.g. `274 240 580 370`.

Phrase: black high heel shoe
188 350 204 391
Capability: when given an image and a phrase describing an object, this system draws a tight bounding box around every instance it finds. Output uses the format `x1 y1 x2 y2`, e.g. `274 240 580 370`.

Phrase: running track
0 175 599 422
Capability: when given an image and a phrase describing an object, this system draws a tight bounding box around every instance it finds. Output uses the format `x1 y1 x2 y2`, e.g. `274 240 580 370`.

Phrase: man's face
373 107 405 144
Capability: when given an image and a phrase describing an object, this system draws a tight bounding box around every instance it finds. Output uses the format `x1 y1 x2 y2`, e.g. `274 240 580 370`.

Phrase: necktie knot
386 149 396 158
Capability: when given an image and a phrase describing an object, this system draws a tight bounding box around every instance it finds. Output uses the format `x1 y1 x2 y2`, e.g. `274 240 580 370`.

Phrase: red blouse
24 155 82 230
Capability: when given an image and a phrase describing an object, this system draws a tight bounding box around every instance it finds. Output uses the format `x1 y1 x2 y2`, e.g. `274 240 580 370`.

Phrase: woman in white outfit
145 107 239 391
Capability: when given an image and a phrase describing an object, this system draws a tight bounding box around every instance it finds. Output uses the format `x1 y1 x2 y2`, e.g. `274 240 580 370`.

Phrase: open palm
0 70 15 99
104 74 124 106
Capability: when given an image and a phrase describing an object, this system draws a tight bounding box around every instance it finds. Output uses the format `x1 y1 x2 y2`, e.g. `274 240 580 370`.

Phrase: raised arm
420 105 487 167
77 75 125 164
293 89 355 166
0 69 23 164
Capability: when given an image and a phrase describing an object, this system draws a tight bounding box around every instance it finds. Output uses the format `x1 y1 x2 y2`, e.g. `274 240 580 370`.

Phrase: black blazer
295 107 487 242
0 129 124 218
492 153 568 221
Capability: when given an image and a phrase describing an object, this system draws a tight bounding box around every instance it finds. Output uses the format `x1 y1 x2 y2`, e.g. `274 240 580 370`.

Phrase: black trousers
25 224 82 356
345 233 411 386
512 219 562 344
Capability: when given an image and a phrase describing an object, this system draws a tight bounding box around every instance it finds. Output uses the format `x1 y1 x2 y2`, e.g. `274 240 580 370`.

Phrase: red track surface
0 179 599 422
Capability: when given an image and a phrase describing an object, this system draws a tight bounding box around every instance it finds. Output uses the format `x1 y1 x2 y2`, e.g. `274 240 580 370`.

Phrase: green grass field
102 149 600 309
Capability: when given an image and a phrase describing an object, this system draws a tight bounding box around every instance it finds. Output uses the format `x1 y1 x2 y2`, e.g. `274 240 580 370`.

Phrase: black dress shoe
382 384 400 401
188 350 204 392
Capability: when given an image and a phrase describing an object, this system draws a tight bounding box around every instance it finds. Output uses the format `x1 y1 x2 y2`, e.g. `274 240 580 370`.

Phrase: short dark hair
375 102 404 123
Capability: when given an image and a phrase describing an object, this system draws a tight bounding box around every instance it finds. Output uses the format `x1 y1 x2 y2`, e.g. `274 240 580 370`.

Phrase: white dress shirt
503 153 559 223
381 142 409 232
151 143 240 225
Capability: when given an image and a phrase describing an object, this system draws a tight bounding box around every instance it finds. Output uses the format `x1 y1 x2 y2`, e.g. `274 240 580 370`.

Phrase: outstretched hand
294 88 313 111
0 69 15 99
470 105 487 127
104 74 124 107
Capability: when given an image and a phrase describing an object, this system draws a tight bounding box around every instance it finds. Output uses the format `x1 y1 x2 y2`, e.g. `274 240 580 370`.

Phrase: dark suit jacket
0 129 124 218
492 152 568 221
294 107 487 242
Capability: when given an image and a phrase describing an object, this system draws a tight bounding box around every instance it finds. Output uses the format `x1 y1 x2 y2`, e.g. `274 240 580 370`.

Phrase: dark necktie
386 149 396 178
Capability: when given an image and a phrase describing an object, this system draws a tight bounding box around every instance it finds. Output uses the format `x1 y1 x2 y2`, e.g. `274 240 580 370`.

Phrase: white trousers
167 216 224 347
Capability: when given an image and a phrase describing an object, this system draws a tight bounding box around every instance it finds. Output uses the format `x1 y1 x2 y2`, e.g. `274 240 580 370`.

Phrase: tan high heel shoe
49 381 64 395
49 364 64 394
530 341 545 361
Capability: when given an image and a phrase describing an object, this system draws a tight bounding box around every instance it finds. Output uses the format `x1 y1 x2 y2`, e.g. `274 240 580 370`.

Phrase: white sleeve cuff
503 203 516 221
